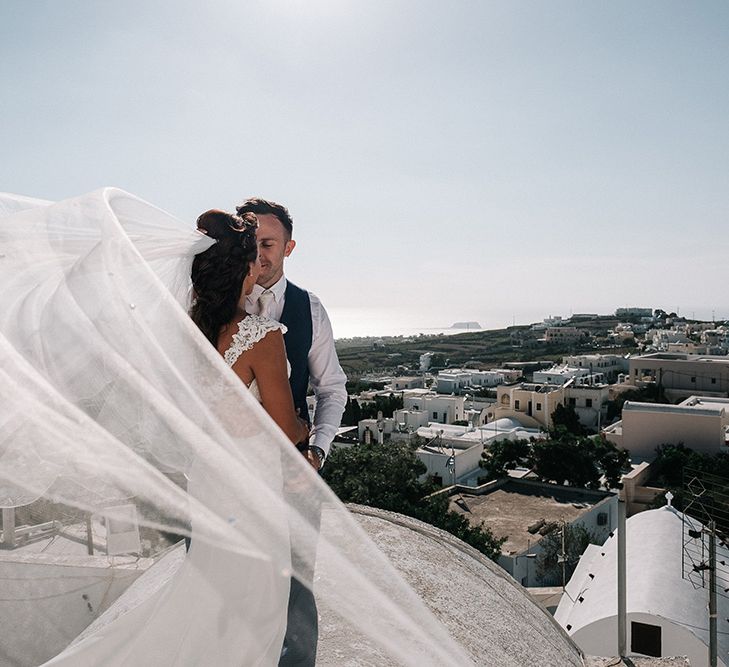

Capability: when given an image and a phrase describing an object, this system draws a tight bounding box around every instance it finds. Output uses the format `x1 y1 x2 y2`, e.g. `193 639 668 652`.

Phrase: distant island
451 321 482 330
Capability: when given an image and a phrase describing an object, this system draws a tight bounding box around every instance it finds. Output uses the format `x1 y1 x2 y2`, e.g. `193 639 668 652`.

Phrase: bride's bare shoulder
237 316 287 372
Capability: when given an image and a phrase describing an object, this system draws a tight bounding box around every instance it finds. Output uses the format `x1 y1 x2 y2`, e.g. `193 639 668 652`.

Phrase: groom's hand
303 447 322 472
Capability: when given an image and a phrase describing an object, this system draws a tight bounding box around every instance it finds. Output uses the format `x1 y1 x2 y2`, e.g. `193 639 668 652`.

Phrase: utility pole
617 498 627 657
85 514 94 556
556 520 567 591
561 523 566 590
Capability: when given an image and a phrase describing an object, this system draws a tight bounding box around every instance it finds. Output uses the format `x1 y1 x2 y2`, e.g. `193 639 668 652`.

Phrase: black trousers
278 577 318 666
279 456 321 667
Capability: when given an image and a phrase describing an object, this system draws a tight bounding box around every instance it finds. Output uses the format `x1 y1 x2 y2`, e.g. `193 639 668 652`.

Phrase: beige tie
257 290 275 319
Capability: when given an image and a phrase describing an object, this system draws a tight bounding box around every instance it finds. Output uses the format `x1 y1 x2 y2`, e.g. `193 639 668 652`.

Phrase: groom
236 197 347 666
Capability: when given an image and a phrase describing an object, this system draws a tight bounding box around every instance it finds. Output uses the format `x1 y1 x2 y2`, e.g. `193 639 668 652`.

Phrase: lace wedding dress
0 188 471 667
223 314 289 400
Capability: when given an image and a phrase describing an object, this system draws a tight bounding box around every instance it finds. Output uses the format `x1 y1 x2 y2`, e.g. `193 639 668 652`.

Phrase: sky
2 1 728 335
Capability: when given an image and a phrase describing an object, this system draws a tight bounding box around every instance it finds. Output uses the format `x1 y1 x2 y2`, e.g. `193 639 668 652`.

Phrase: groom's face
255 214 296 288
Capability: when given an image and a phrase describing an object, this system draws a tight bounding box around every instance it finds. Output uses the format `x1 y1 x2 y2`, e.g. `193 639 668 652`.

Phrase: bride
190 208 309 446
0 188 471 666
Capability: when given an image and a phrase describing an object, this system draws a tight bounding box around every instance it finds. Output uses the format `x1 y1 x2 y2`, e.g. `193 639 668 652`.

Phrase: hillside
335 316 628 378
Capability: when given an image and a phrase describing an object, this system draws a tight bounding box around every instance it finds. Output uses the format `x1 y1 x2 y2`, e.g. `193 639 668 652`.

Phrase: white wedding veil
0 189 472 666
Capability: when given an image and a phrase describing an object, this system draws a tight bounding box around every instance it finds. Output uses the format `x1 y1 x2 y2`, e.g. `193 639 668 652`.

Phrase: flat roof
623 400 725 416
636 352 729 364
449 481 610 555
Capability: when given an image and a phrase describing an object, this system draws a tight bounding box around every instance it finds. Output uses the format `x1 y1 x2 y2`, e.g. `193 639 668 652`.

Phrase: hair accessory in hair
196 210 257 240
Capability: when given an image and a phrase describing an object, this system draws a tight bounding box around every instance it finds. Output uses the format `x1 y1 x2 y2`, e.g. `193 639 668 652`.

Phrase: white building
603 395 729 461
533 365 606 386
408 419 546 487
404 419 546 486
488 383 565 430
393 408 430 430
416 440 484 487
436 369 504 394
701 328 729 355
566 384 611 431
403 391 465 424
436 370 473 394
468 369 505 388
388 376 425 391
532 315 567 331
563 354 628 383
358 417 397 443
555 505 729 667
629 352 729 399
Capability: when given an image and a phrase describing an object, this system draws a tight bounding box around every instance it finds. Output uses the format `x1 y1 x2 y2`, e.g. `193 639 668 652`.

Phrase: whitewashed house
403 392 465 424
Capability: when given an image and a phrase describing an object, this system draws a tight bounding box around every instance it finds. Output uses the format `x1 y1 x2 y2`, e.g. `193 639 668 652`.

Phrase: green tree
530 433 629 490
531 437 600 489
323 441 428 514
323 441 505 560
592 437 631 489
358 393 404 420
341 396 362 426
479 438 531 482
550 404 585 436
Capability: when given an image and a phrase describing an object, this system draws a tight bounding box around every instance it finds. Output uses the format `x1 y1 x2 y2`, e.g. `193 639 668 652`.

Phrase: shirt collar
248 275 287 303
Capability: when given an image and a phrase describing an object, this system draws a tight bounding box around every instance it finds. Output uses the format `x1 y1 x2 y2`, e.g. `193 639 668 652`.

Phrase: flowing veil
0 188 473 666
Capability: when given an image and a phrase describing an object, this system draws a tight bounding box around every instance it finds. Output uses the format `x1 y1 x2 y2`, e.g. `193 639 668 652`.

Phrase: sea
327 305 729 340
327 306 548 340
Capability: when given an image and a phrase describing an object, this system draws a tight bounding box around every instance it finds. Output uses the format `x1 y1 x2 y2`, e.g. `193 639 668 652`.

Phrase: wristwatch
306 445 326 468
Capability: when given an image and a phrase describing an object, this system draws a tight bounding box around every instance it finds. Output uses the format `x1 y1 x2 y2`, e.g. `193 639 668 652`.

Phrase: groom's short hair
236 198 293 238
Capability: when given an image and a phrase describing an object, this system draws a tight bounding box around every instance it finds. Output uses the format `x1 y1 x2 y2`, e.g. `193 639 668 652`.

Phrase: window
442 412 447 422
586 398 593 408
515 399 521 410
433 411 438 420
536 403 542 411
691 376 696 383
631 621 661 657
712 378 717 384
568 398 576 407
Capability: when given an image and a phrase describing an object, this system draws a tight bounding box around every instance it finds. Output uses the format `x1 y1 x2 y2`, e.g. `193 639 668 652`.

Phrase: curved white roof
555 506 729 657
321 505 584 667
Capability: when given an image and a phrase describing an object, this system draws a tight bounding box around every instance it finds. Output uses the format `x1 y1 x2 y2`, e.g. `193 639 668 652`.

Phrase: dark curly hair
190 209 258 346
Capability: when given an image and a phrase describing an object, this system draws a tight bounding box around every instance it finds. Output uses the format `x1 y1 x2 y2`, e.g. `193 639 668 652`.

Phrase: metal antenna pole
709 521 717 667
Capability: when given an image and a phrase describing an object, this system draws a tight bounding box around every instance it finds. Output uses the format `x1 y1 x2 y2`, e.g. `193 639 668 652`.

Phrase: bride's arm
243 328 309 445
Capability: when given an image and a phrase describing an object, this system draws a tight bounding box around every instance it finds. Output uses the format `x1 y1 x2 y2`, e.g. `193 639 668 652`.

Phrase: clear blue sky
2 1 728 329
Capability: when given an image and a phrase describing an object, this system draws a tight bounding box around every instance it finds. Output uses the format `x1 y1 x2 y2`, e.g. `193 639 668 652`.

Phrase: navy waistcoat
279 280 313 423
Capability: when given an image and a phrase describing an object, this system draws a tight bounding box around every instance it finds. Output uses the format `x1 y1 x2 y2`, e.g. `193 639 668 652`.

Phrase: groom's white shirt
246 276 347 458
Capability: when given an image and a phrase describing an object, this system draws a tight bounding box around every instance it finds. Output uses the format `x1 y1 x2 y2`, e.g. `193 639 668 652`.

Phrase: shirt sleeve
307 293 347 457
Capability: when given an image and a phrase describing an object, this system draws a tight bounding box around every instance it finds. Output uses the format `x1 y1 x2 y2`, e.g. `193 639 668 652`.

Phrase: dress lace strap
223 315 288 367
